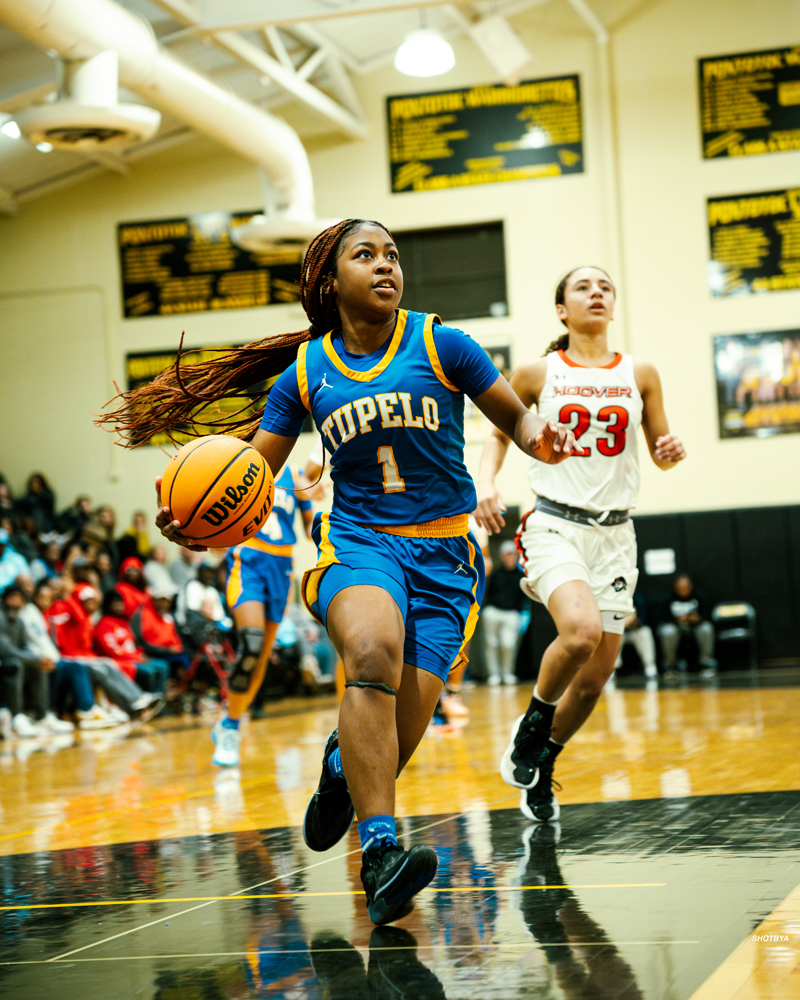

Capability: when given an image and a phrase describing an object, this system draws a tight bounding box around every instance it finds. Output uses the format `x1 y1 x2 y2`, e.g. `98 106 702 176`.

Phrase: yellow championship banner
118 211 302 318
387 76 583 193
707 187 800 296
699 45 800 158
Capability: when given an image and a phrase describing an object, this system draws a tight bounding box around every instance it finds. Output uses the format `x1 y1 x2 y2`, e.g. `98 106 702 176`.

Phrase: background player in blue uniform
211 465 313 768
134 219 574 925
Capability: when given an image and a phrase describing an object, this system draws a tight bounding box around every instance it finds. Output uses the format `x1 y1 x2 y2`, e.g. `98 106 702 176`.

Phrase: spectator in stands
31 539 61 583
117 510 151 563
8 515 39 563
82 505 119 570
18 473 57 535
614 591 657 680
0 482 15 519
58 494 92 537
144 545 174 593
130 585 190 682
0 583 57 736
25 580 117 729
170 547 200 592
658 573 717 679
116 557 150 617
95 551 117 595
93 591 168 695
177 560 232 635
482 540 526 685
46 583 162 720
0 527 30 591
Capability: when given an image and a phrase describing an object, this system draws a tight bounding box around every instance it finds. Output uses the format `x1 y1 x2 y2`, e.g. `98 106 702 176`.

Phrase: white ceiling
0 0 619 213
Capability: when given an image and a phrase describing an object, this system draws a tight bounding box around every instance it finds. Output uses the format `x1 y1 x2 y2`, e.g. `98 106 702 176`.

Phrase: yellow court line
0 883 667 912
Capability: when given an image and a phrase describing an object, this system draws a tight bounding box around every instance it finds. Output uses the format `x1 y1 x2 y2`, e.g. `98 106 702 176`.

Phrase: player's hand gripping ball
160 436 274 547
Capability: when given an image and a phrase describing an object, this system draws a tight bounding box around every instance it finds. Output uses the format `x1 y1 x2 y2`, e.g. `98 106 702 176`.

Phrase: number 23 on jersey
559 403 629 457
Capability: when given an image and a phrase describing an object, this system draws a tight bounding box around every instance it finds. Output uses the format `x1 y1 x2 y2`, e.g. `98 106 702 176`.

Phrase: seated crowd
0 471 332 743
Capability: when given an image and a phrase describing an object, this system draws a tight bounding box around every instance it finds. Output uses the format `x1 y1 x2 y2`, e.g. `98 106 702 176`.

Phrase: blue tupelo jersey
260 310 499 527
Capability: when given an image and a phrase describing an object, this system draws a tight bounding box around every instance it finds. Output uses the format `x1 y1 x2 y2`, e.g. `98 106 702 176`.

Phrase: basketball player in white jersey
476 266 686 823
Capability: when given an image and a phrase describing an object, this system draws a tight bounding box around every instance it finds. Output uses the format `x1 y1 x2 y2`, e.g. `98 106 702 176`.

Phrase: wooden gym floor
1 672 799 999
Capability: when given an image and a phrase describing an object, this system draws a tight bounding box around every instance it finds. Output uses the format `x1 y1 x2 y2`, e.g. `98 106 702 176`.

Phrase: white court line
6 940 703 967
47 796 518 963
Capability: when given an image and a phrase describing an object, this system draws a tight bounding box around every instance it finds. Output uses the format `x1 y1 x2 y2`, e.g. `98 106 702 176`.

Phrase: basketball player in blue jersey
211 465 313 768
146 219 576 926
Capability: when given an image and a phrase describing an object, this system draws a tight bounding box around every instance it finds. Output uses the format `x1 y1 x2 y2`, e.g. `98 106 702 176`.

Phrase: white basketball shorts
514 509 638 634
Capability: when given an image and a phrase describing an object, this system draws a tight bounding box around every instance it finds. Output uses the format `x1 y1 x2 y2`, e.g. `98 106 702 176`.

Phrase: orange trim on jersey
422 313 458 392
366 513 469 538
301 513 340 624
245 538 293 557
296 341 311 411
558 349 622 369
450 535 481 674
321 310 407 383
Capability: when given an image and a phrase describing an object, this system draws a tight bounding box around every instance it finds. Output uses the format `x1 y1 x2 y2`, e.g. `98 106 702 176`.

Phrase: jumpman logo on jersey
319 373 333 390
454 562 468 575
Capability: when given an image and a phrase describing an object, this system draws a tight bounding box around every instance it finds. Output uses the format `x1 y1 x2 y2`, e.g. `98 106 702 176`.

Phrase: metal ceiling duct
0 0 323 233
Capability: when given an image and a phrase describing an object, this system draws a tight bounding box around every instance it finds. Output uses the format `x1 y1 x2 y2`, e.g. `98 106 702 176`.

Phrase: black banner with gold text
707 188 800 296
118 211 302 318
699 45 800 158
387 76 583 193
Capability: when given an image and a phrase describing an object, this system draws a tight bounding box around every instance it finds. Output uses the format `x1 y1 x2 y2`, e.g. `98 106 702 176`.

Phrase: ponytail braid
97 218 393 447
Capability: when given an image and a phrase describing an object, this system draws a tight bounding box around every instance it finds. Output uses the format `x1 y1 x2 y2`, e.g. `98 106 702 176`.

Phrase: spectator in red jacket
130 585 191 681
47 584 161 719
116 557 150 618
93 590 168 694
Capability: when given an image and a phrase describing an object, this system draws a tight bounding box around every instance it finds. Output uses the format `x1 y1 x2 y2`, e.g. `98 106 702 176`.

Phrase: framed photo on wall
714 330 800 438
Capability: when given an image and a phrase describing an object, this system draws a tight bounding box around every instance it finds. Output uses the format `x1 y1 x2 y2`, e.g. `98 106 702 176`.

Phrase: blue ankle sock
221 716 240 731
327 746 345 780
358 815 397 851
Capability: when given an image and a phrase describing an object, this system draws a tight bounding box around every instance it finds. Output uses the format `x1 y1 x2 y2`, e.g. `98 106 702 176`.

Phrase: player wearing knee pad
228 626 265 694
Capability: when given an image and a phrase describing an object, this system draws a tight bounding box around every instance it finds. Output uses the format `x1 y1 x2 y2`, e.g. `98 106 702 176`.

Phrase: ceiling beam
152 0 367 137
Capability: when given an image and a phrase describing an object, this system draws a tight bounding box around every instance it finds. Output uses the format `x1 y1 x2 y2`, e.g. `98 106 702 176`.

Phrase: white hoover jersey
529 350 643 513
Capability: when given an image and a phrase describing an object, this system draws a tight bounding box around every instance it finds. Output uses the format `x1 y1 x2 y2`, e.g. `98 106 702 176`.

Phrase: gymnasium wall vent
15 50 160 152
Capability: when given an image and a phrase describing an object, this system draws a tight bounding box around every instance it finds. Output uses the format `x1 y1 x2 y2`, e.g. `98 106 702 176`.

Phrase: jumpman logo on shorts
454 562 468 575
319 373 333 390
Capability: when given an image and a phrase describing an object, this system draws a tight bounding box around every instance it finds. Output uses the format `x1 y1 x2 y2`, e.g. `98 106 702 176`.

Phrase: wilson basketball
160 435 274 547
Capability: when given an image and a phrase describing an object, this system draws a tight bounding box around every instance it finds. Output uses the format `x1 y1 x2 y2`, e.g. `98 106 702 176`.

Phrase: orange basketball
160 435 274 547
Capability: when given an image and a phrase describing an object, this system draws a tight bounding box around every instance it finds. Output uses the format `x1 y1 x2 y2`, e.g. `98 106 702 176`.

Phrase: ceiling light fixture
1 120 22 139
394 27 455 77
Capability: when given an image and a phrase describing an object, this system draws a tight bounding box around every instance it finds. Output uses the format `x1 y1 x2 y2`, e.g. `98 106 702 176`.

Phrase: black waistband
534 496 630 526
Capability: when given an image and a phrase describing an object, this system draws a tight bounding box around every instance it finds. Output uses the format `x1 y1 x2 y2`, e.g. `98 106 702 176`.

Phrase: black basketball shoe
520 760 562 822
368 927 446 999
360 842 438 926
303 729 355 852
500 712 552 789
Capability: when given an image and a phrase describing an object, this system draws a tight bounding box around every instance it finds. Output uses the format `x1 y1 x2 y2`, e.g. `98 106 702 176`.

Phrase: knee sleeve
229 627 265 694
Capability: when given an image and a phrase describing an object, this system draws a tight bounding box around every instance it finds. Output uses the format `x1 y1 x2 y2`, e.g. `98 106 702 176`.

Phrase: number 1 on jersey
378 446 406 493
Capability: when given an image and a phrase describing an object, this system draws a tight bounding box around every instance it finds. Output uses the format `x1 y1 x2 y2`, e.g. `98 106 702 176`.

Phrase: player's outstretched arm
473 364 574 533
635 359 687 470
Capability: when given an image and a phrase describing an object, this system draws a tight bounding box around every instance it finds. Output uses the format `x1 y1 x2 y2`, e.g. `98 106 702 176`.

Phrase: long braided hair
544 265 614 356
97 218 392 446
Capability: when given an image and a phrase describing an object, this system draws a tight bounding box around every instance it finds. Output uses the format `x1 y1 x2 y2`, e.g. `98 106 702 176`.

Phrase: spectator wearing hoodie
46 583 161 720
18 473 57 535
93 591 168 694
116 557 151 618
130 585 190 681
0 583 56 736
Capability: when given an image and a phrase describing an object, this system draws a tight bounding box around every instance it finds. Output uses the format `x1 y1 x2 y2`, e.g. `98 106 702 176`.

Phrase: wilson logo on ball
201 462 263 527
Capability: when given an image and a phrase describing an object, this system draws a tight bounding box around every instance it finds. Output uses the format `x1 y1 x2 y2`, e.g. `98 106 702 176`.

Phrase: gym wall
0 0 799 561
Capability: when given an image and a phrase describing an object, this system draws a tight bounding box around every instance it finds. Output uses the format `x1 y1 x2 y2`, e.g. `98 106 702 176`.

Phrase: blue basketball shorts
301 512 485 682
226 542 293 624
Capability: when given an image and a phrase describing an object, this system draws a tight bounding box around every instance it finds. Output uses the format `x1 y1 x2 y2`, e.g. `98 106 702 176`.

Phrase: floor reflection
1 792 799 999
